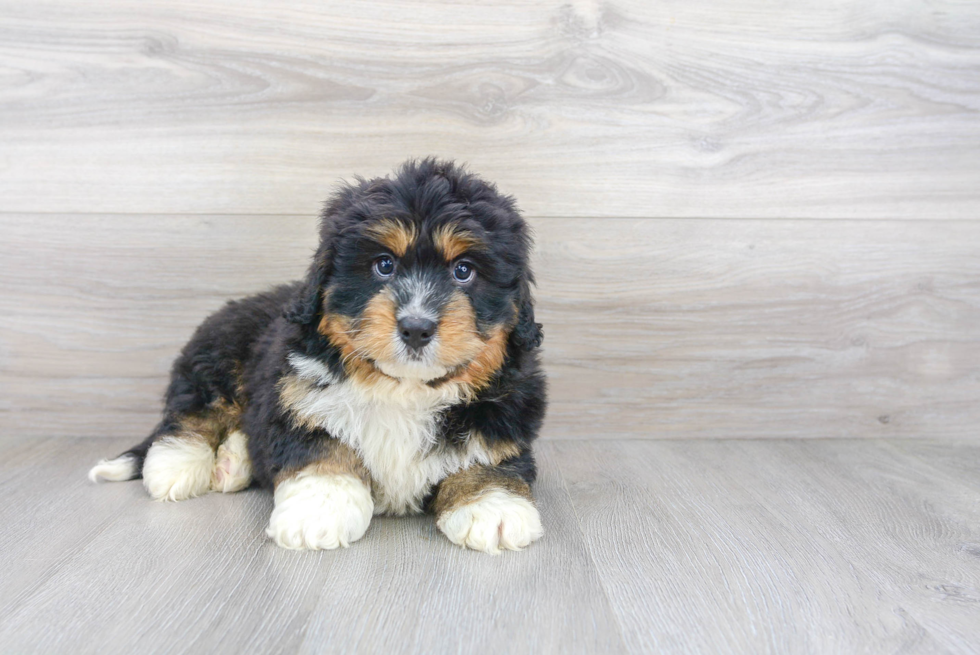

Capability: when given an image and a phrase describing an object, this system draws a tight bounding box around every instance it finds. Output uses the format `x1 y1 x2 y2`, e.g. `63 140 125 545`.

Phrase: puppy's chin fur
376 336 456 382
374 358 449 382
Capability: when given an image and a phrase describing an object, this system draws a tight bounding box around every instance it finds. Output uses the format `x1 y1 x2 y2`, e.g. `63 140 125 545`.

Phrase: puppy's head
287 159 541 388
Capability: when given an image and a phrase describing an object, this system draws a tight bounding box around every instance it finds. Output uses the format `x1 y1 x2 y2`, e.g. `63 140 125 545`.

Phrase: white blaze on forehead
394 270 440 323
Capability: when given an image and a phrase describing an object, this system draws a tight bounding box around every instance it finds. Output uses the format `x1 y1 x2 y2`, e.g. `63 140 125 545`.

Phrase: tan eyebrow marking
433 223 483 262
364 219 417 257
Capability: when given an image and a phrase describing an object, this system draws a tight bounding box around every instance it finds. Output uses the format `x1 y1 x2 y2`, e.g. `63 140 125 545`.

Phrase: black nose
398 316 436 350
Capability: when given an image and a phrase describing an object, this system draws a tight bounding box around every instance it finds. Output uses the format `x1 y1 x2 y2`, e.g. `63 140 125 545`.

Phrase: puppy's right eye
373 255 395 278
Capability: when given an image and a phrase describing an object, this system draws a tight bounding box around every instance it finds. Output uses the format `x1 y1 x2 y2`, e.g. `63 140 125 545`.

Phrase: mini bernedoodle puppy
89 159 546 555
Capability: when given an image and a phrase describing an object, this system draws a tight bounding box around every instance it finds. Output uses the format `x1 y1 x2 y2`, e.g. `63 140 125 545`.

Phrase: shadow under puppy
89 158 546 555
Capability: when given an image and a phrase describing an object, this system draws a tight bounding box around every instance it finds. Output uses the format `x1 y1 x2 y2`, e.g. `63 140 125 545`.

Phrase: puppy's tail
88 437 153 483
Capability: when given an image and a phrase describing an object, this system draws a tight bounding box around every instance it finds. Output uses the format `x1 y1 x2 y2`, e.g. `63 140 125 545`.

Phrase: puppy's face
286 162 539 390
318 215 518 385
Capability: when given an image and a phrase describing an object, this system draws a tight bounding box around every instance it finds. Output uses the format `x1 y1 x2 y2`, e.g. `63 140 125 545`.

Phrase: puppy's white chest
294 378 484 515
342 389 443 515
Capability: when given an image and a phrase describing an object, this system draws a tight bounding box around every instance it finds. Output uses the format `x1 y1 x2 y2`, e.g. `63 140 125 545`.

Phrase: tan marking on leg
471 432 522 466
433 224 482 262
275 440 372 490
433 465 532 518
177 399 243 450
364 219 417 257
142 399 245 501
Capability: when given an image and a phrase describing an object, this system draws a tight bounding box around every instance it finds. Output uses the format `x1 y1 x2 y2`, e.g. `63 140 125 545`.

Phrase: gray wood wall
2 0 978 440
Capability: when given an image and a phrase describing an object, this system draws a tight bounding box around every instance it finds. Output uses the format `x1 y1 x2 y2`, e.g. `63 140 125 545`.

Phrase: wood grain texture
711 440 980 655
0 437 623 655
888 441 980 496
0 437 144 619
1 0 979 217
4 437 980 654
293 445 623 654
2 214 978 440
552 439 980 654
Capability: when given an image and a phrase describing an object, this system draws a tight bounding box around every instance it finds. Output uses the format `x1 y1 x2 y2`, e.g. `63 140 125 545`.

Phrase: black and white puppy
89 158 547 555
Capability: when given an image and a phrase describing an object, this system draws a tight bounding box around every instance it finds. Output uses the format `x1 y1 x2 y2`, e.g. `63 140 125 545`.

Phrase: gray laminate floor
1 437 978 654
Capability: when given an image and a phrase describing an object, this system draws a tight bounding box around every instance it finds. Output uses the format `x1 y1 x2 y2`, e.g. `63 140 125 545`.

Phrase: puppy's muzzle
398 316 436 351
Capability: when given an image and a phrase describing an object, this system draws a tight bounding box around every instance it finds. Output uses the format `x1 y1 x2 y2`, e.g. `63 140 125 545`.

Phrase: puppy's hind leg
141 401 242 501
211 429 253 493
142 432 216 502
89 414 223 501
88 420 216 502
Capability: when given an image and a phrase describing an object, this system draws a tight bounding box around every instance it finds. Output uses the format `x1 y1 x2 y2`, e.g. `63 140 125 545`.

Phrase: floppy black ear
510 277 543 351
284 222 339 325
283 259 327 326
284 193 352 325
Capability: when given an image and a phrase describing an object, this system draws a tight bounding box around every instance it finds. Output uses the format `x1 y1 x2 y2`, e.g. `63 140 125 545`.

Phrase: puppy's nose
398 316 436 350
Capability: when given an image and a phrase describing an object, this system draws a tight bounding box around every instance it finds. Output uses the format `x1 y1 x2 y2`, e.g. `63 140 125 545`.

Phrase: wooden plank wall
1 0 978 440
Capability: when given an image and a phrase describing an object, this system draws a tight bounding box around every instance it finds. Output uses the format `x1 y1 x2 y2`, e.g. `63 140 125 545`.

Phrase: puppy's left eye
374 255 395 278
452 261 475 284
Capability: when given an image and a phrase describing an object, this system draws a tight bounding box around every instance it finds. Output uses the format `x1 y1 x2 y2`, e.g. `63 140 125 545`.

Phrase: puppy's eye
373 255 395 278
452 261 475 284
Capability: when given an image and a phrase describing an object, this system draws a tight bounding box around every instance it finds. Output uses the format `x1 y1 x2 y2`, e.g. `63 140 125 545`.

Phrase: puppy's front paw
266 473 373 550
437 489 543 555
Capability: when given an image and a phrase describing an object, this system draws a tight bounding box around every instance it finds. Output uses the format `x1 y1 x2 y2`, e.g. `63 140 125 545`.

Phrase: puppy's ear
284 257 328 325
284 210 341 325
510 276 543 351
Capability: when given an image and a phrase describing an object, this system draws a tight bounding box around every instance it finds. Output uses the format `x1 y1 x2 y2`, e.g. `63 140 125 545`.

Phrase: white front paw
437 489 544 555
266 473 373 550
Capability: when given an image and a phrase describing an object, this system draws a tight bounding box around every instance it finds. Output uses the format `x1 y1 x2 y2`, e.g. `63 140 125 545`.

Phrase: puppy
89 158 546 554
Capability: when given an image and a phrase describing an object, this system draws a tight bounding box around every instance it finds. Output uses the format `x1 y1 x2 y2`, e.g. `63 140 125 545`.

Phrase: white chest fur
285 355 493 515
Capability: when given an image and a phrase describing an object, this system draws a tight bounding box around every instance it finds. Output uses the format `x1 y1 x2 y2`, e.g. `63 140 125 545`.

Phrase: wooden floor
2 1 979 653
2 437 978 654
